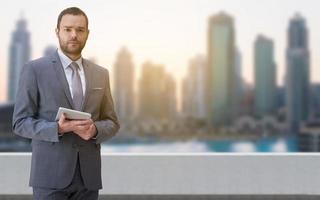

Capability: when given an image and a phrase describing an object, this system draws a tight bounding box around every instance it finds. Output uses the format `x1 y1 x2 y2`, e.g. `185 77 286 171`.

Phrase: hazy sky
0 0 319 103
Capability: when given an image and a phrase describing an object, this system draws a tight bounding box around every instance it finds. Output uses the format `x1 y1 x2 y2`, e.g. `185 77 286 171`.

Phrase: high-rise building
138 62 176 120
299 121 320 152
254 35 277 118
163 73 177 119
113 47 135 121
286 13 310 134
7 17 31 102
310 84 320 119
182 55 207 119
233 48 244 119
207 12 236 126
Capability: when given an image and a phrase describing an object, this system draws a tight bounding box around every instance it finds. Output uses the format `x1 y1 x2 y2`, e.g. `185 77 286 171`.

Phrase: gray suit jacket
12 51 120 190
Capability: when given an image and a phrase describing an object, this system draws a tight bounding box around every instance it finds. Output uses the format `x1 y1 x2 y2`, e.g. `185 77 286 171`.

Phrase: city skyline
1 0 320 103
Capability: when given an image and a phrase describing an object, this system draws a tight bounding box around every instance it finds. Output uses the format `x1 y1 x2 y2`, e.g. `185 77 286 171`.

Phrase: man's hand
73 119 97 140
58 113 97 140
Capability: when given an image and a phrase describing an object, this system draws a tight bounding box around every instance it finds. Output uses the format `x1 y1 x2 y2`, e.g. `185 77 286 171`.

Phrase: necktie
70 62 83 110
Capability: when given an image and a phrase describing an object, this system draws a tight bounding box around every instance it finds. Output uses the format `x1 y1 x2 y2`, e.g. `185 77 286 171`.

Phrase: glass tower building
207 12 235 126
286 13 310 134
7 17 31 102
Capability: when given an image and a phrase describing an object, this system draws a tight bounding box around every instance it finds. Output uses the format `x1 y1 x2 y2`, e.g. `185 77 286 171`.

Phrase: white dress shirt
57 49 86 98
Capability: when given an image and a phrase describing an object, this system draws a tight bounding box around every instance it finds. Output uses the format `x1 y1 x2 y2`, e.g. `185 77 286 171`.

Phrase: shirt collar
57 48 83 71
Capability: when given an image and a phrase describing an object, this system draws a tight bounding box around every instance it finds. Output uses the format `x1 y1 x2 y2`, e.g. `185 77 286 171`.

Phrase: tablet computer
55 107 91 121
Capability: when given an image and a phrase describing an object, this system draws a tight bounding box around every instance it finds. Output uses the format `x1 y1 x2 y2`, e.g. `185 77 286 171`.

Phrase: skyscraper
7 17 31 102
113 47 135 121
182 55 207 119
207 12 235 126
286 13 310 134
234 48 244 118
162 73 177 119
254 35 276 118
138 62 176 120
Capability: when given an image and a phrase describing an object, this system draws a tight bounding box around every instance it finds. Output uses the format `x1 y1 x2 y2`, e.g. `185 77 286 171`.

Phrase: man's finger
59 113 66 123
61 113 66 120
73 120 93 126
78 125 91 131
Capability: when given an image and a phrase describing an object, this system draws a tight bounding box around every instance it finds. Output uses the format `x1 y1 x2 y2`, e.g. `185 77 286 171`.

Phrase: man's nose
70 30 77 38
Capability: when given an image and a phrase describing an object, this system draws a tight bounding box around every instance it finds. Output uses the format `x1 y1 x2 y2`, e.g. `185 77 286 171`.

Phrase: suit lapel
81 58 93 111
51 51 74 109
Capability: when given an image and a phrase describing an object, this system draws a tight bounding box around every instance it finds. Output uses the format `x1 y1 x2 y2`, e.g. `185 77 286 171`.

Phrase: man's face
55 14 89 56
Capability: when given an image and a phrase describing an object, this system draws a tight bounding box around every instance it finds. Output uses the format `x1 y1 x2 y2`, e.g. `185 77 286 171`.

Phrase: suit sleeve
12 62 59 142
94 69 120 144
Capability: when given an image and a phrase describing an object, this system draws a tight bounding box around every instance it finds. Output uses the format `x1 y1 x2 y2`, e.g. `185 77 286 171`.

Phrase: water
0 136 298 153
102 136 298 153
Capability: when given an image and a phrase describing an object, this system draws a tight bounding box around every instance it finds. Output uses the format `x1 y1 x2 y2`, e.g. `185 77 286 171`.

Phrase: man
12 7 120 200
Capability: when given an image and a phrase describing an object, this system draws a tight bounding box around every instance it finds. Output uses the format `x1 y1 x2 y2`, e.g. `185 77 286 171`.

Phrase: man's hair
57 7 89 29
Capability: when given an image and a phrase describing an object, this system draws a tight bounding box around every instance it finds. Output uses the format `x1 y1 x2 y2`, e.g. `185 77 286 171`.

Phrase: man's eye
77 29 84 32
64 28 71 32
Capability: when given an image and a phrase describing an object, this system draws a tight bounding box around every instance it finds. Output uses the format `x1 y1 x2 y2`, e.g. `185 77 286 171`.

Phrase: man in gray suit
12 7 120 200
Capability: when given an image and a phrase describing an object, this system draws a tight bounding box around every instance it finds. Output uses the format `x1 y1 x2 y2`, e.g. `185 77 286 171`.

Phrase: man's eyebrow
62 26 86 29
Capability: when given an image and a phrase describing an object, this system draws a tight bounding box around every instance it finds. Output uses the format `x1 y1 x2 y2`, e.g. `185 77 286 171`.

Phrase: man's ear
55 28 59 37
86 29 90 40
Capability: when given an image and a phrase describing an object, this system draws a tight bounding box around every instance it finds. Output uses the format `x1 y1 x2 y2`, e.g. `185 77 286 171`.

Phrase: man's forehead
60 14 87 27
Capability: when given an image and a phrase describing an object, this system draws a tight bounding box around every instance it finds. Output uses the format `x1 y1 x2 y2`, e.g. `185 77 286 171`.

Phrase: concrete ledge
0 195 319 200
1 153 320 195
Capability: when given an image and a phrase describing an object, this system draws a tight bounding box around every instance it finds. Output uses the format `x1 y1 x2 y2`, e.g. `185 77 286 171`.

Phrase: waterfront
0 136 297 153
101 136 297 153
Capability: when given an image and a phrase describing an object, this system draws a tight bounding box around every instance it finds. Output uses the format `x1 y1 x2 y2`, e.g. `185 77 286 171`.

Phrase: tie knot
70 62 80 71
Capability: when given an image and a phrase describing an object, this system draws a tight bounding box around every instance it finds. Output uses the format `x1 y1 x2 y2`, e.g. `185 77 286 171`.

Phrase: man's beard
58 38 86 55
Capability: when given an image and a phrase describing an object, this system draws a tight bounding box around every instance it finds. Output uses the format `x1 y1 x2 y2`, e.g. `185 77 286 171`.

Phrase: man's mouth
68 41 79 44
